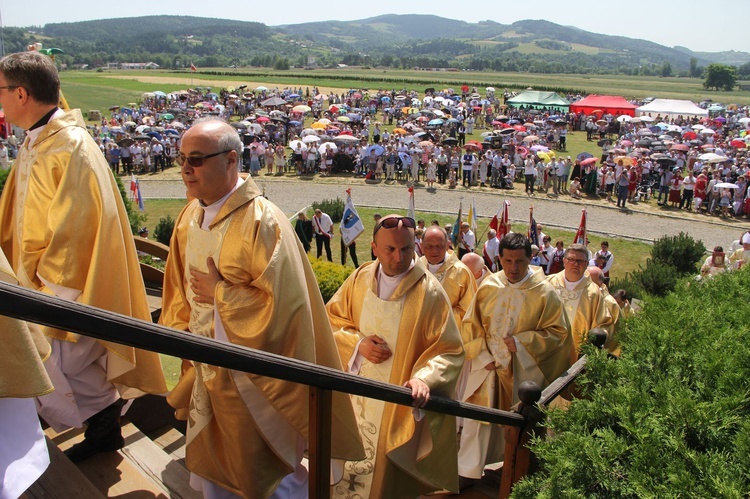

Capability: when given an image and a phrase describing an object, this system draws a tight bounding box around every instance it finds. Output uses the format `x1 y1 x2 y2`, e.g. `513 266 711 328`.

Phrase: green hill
7 14 749 75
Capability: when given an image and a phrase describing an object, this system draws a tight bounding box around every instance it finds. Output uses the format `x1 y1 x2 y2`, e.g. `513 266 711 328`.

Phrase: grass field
60 67 750 111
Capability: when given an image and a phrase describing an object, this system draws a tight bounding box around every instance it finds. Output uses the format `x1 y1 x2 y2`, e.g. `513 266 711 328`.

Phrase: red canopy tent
570 95 638 117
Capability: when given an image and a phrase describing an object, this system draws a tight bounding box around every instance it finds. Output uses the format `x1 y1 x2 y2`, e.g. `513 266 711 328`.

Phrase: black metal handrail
0 280 525 427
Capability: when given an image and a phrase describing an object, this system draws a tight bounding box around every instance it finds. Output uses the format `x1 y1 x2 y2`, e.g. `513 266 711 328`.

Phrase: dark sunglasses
176 149 232 167
373 216 416 236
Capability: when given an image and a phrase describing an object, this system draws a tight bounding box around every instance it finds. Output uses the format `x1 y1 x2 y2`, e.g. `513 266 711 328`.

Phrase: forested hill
8 14 750 76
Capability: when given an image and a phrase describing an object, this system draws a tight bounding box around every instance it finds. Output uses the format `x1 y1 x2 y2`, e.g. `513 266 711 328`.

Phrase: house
119 62 161 70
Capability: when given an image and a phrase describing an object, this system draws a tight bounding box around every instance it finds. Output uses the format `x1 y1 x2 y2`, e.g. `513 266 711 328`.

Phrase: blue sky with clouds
1 0 748 53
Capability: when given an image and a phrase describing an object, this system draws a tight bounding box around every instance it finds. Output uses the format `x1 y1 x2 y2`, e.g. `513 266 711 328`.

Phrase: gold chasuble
161 179 363 498
0 109 166 396
419 251 478 355
462 267 574 411
0 251 52 399
327 260 465 498
547 272 614 352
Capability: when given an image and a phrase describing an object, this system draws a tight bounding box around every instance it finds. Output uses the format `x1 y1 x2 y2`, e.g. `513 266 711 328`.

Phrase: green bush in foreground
511 269 750 498
308 256 354 303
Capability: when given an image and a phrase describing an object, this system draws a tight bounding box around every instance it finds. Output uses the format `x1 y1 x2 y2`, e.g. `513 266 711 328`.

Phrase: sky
0 0 748 54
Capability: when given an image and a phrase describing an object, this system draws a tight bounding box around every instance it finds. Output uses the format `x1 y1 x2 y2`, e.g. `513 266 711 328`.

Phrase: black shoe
65 399 125 463
459 476 479 491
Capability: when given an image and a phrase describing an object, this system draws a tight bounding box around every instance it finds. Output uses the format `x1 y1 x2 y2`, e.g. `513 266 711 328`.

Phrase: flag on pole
528 206 538 247
130 174 138 197
573 208 587 246
135 180 145 211
468 198 478 233
190 63 197 72
341 188 365 246
451 200 463 246
497 200 511 240
407 185 415 220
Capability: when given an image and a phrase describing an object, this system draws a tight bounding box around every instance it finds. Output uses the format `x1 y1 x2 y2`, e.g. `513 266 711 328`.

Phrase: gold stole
333 289 403 499
184 210 231 446
12 138 38 289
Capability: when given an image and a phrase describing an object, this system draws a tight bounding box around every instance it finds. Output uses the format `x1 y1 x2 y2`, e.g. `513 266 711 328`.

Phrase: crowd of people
4 46 750 499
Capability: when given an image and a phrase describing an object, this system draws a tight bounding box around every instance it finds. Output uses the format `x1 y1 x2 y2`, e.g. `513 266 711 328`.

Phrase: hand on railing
404 378 430 408
358 335 392 364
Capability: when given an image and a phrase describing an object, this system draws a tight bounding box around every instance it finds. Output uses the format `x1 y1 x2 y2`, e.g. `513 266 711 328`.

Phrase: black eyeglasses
176 149 232 167
0 85 19 91
373 216 416 235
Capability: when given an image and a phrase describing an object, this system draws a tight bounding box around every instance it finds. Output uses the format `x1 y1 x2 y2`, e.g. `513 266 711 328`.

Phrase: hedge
511 269 750 498
308 256 354 303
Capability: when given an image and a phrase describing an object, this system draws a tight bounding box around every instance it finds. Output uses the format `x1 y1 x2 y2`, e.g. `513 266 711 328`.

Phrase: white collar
506 268 534 289
564 274 586 291
376 260 415 300
26 108 66 148
200 177 244 229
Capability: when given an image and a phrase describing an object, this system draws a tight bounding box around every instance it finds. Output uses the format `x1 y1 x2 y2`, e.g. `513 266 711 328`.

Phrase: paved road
139 178 748 250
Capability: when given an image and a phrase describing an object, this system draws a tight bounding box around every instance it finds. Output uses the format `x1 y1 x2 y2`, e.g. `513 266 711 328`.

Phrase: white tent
635 99 708 118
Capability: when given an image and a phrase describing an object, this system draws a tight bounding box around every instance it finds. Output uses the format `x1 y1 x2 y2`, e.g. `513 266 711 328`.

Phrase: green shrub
630 258 681 297
0 168 9 194
312 197 345 223
511 269 750 498
154 215 175 246
651 232 706 275
309 256 353 303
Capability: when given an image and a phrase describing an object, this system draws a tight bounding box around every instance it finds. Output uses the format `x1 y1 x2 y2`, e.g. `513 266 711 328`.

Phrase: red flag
528 206 538 247
190 63 197 72
130 173 137 195
497 200 510 240
573 208 587 246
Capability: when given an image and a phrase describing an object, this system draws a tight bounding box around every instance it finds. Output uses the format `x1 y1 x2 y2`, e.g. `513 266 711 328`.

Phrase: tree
703 63 737 91
689 57 701 78
660 62 672 77
738 61 750 78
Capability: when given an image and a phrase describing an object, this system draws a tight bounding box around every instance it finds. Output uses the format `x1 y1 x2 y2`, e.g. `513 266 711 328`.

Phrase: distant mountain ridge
8 14 749 73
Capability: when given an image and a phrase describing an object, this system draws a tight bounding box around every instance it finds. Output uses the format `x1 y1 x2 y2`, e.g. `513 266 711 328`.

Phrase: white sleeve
347 338 366 374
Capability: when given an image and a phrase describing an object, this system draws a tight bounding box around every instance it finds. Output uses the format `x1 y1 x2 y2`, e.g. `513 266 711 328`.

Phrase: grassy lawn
60 68 750 112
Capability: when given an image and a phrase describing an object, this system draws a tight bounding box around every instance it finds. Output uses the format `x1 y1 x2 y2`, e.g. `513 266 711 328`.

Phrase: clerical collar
506 268 534 289
26 108 65 149
427 252 449 274
199 177 245 230
376 260 415 300
28 107 60 132
564 274 586 291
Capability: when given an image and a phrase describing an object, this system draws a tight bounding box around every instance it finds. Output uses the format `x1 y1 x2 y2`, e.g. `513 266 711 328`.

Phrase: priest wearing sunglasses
326 214 465 498
160 119 364 498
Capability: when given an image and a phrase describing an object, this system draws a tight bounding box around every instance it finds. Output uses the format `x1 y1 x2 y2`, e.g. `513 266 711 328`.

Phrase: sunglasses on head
176 149 232 167
373 216 416 235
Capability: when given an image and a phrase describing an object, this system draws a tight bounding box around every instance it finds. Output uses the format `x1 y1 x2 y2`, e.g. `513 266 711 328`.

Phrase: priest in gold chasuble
161 119 363 498
457 233 573 482
0 51 166 464
546 244 614 352
327 215 465 498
